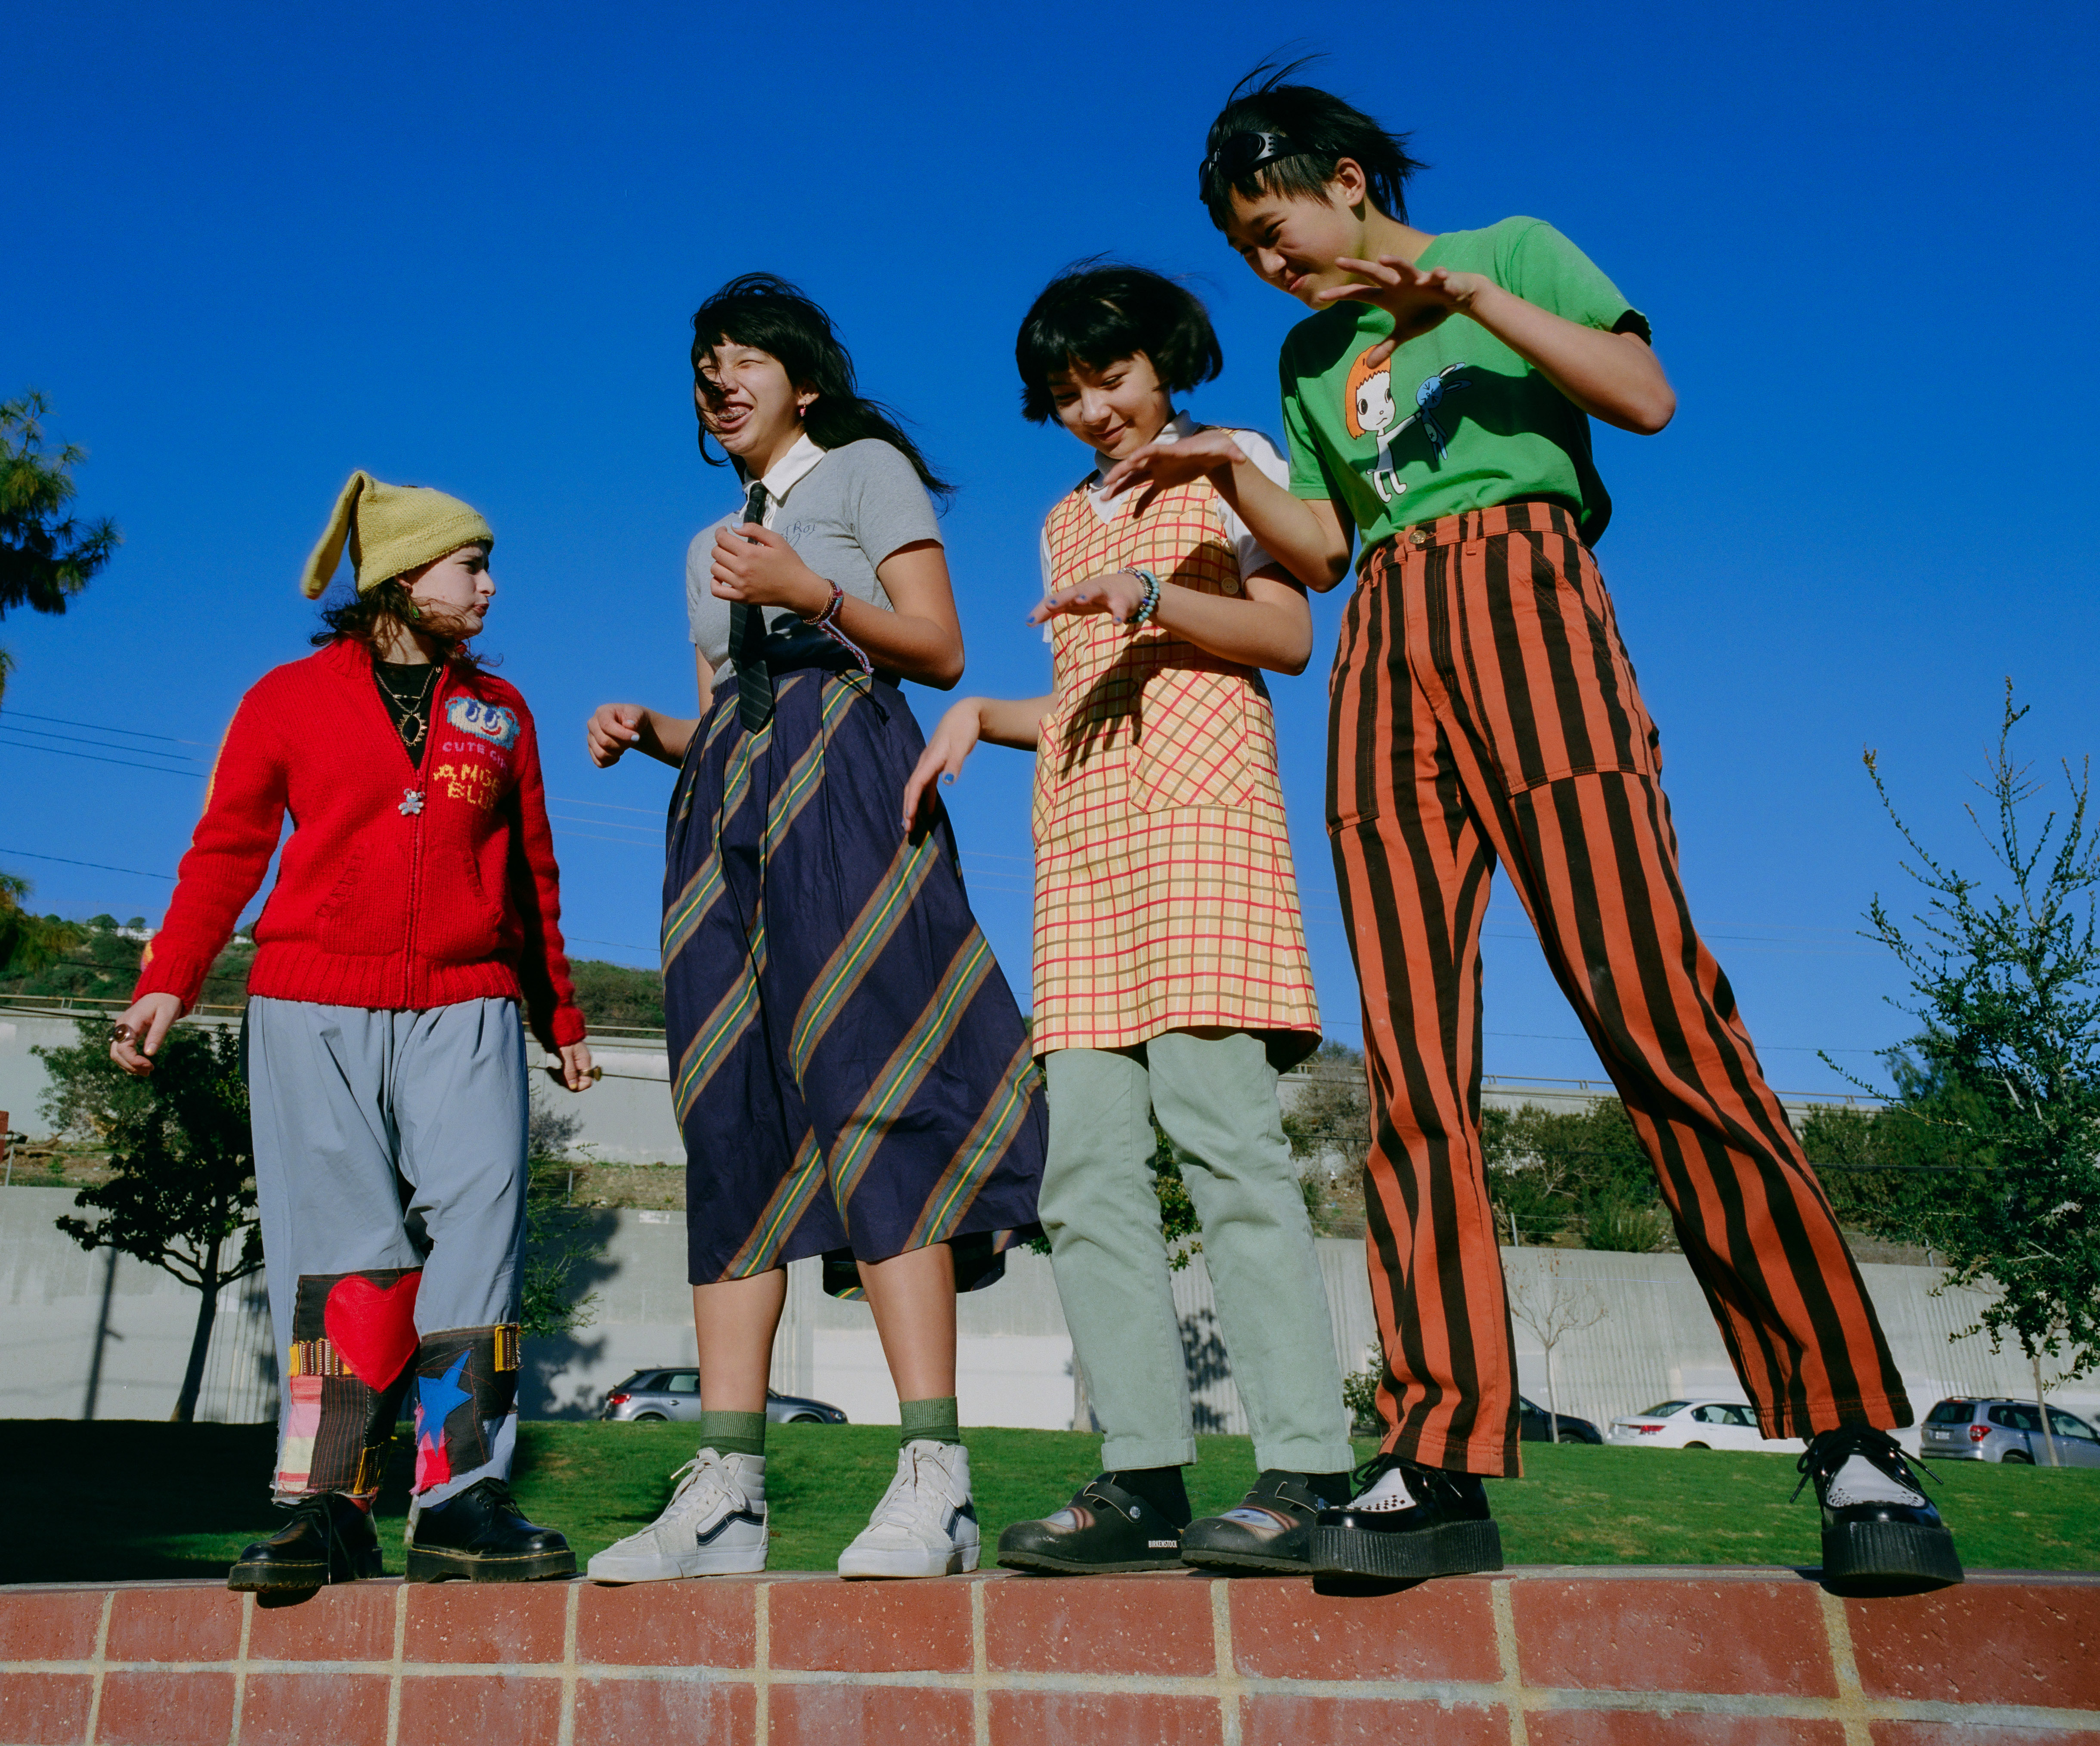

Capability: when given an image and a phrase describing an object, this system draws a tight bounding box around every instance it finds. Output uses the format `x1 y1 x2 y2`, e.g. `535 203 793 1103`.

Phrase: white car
1607 1398 1806 1454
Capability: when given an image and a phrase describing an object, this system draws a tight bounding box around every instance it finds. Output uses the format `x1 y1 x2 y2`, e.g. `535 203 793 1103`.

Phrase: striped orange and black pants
1327 500 1908 1476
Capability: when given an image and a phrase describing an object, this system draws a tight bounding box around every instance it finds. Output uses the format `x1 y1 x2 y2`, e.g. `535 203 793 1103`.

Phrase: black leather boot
406 1478 576 1583
227 1492 384 1592
997 1475 1188 1575
1180 1470 1352 1574
1796 1426 1963 1591
1308 1454 1504 1582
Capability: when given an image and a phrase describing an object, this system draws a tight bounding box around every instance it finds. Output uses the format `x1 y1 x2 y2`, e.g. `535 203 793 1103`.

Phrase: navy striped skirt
663 654 1046 1297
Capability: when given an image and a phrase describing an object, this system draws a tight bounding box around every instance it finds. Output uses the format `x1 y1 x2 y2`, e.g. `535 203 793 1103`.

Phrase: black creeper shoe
997 1475 1187 1574
1794 1426 1963 1592
227 1492 384 1592
406 1478 577 1583
1180 1470 1348 1574
1308 1453 1504 1582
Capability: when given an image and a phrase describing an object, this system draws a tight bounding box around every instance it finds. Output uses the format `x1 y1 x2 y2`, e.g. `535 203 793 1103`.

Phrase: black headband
1199 130 1300 196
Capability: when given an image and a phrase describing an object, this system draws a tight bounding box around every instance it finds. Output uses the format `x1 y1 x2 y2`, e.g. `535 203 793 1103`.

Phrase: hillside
0 917 665 1032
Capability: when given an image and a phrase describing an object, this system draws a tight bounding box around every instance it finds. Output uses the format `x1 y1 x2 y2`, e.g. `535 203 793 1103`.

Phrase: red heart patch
324 1271 422 1387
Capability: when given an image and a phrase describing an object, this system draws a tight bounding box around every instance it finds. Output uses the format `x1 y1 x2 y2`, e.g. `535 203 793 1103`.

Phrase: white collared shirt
1035 413 1293 637
742 432 827 523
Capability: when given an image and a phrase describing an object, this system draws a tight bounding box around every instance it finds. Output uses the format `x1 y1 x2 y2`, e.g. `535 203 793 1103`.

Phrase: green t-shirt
1279 217 1649 562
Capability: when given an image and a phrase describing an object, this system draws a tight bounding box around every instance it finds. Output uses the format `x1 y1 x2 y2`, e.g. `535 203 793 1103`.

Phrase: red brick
989 1690 1222 1746
396 1672 563 1746
985 1573 1215 1676
1529 1715 1848 1745
772 1682 972 1745
0 1591 105 1661
240 1672 391 1746
573 1675 756 1744
1241 1693 1505 1745
1846 1583 2100 1710
93 1670 236 1746
0 1672 94 1745
402 1581 570 1664
1230 1576 1500 1683
1871 1726 2100 1745
247 1582 399 1662
576 1579 755 1668
765 1578 972 1675
104 1587 242 1664
1511 1578 1836 1697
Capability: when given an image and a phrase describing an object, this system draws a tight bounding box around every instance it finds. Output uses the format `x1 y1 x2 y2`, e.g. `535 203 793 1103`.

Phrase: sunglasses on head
1199 130 1298 194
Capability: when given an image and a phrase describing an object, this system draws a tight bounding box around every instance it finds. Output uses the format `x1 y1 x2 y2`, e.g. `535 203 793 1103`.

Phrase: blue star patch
416 1351 473 1434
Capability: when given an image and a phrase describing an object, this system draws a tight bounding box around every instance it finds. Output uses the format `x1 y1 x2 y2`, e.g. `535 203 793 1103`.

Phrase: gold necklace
376 662 439 747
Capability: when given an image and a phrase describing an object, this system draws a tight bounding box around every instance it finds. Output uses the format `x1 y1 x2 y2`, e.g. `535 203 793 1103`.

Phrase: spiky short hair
1199 59 1426 229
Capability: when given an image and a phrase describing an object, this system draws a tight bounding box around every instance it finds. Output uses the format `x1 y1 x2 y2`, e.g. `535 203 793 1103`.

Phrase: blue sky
4 1 2094 1093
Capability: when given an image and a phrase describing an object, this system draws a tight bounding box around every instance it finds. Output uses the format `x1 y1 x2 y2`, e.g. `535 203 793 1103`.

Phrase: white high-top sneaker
585 1449 767 1582
836 1439 980 1579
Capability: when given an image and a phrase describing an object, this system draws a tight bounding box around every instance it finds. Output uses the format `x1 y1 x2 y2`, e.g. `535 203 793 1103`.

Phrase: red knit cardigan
135 638 587 1051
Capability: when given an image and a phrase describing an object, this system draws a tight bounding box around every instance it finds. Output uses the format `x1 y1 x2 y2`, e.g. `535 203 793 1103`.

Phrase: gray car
600 1368 848 1425
1920 1396 2100 1466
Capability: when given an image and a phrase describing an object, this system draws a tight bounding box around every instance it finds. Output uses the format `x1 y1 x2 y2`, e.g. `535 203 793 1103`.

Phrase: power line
0 847 176 881
0 707 209 746
0 721 199 763
0 735 201 777
547 795 664 816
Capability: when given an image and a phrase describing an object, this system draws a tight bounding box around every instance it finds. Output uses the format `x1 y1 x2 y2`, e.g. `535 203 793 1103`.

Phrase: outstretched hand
901 700 985 831
1096 427 1247 502
1027 570 1147 628
1318 257 1495 365
587 703 645 768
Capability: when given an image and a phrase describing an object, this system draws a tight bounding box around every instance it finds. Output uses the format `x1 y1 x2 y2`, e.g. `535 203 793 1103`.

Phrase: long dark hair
690 273 953 502
312 577 490 673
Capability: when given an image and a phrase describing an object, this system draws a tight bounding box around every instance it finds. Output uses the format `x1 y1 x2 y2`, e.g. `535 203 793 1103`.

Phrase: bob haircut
1014 263 1224 426
1198 58 1426 231
690 272 952 501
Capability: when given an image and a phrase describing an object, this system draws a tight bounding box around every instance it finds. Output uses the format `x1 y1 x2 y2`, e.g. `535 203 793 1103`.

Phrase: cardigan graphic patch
445 696 519 749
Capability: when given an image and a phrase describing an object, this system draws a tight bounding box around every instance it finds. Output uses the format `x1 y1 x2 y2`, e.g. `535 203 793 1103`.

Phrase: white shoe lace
657 1452 746 1531
859 1444 960 1543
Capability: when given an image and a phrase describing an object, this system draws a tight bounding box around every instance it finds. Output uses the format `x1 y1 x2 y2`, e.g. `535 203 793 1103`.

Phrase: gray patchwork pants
246 995 529 1505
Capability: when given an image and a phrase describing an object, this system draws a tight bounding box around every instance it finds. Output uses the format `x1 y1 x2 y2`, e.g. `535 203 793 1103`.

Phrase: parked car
600 1369 848 1425
1606 1399 1805 1454
1519 1395 1603 1443
1920 1397 2100 1467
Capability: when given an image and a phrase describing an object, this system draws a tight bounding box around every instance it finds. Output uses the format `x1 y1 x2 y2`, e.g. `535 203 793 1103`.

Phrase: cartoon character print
1344 347 1406 504
1344 348 1473 500
444 696 519 749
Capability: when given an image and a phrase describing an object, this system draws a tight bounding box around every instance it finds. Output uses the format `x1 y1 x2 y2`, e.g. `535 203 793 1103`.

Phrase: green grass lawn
3 1419 2095 1585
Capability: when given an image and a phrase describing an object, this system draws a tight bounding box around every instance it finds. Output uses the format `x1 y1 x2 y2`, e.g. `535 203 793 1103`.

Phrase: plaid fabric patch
1032 477 1319 1055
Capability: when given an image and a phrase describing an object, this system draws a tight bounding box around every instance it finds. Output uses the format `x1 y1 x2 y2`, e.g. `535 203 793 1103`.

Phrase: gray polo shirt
685 437 942 672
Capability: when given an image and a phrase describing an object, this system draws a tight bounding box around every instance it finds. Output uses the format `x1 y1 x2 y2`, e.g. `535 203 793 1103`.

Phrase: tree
1850 683 2100 1384
0 391 120 703
1483 1099 1669 1251
520 1083 601 1339
0 871 82 978
39 1018 261 1423
1508 1251 1608 1441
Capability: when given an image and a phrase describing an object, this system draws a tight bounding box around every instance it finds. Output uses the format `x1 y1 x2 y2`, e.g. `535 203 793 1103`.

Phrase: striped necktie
728 482 773 732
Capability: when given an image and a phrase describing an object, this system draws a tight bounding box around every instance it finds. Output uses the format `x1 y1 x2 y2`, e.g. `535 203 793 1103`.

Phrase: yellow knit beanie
298 470 496 599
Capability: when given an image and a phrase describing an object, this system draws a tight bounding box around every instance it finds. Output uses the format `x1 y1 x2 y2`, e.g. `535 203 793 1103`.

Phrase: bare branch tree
1508 1253 1608 1442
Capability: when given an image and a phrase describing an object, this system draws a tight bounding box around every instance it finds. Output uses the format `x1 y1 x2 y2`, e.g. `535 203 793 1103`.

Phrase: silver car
600 1368 848 1425
1920 1396 2100 1466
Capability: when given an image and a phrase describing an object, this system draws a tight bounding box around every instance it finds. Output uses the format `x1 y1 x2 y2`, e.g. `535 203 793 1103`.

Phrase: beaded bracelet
1128 569 1162 630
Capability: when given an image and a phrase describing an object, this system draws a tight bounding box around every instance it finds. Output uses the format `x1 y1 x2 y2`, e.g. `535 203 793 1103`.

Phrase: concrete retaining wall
8 1185 2095 1439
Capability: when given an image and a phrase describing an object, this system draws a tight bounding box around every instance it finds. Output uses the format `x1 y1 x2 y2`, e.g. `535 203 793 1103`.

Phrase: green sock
697 1409 766 1460
899 1396 962 1448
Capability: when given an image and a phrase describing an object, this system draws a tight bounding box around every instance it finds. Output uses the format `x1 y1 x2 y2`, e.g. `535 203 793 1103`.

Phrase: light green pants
1041 1031 1355 1474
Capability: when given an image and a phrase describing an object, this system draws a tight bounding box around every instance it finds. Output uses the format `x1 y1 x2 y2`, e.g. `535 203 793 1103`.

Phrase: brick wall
2 1567 2096 1744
